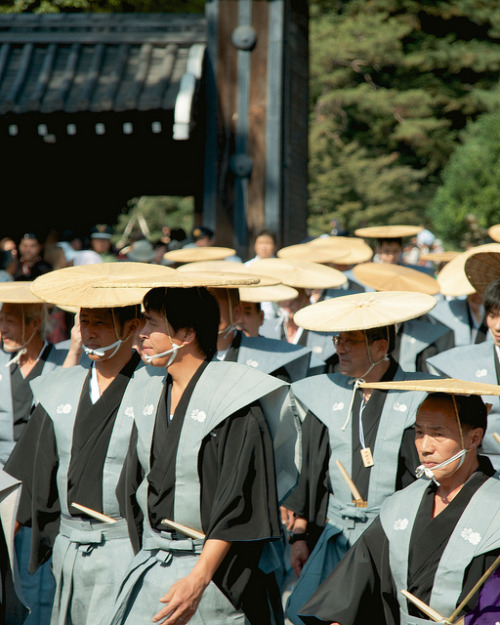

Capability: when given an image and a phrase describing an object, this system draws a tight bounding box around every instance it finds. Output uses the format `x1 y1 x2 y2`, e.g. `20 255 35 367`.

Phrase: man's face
414 397 478 483
238 301 264 337
379 241 403 264
79 308 126 361
211 289 242 333
0 304 39 351
90 237 111 254
279 290 309 322
254 235 276 259
138 309 173 366
333 330 372 378
19 237 41 261
486 307 500 346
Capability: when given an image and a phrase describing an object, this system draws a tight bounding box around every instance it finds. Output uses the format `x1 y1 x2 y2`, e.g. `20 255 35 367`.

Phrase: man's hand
152 538 231 624
152 571 208 624
290 540 310 577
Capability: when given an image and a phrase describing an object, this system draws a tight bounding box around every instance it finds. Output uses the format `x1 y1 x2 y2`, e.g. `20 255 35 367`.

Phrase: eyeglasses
332 335 365 352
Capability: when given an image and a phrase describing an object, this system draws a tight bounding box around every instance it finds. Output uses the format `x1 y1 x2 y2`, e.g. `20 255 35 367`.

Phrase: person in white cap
282 291 441 625
5 264 147 625
297 378 500 625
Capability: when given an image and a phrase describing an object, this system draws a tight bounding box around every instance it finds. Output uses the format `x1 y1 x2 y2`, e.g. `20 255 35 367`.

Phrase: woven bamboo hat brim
352 262 440 295
359 377 500 396
176 260 279 287
354 225 423 239
30 263 164 308
239 284 299 303
249 258 347 290
306 236 374 264
277 243 350 265
418 251 460 263
293 291 436 332
0 281 44 304
464 251 500 296
437 243 500 297
163 247 237 263
488 224 500 242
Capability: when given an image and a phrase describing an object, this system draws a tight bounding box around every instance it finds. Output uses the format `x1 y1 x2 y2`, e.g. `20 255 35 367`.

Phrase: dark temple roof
0 12 206 132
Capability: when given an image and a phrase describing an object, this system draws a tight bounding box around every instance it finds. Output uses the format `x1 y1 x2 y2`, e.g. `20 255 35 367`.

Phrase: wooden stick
71 502 117 524
336 459 365 503
161 518 205 540
401 590 447 623
447 552 500 624
493 432 500 447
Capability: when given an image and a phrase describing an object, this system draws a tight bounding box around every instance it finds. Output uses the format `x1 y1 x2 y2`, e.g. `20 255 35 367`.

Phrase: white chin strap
144 342 184 367
83 338 124 360
218 324 238 338
415 449 468 487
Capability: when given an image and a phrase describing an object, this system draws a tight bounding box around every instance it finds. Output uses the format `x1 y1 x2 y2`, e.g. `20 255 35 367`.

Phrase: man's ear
178 327 196 345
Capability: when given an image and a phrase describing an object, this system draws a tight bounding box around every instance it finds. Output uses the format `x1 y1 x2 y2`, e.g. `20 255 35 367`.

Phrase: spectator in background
0 250 17 282
183 225 215 248
125 238 156 263
15 233 52 280
89 224 117 262
246 228 277 266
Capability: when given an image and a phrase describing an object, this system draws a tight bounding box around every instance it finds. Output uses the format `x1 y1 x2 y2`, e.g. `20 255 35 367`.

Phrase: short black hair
378 237 403 247
143 287 219 360
255 228 277 243
483 278 500 315
419 392 487 432
365 325 396 354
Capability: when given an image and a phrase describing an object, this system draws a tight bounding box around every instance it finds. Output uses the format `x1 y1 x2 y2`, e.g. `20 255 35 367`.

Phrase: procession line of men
0 228 498 625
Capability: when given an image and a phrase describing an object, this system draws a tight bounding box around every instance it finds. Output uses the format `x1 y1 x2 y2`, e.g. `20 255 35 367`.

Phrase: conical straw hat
277 243 350 265
293 291 436 332
352 262 440 295
437 243 500 296
239 284 299 303
177 260 279 287
418 251 459 263
354 225 423 239
488 224 500 242
31 263 258 309
31 263 161 308
464 251 500 296
306 236 374 264
249 258 347 290
163 247 237 263
0 281 45 304
359 377 500 396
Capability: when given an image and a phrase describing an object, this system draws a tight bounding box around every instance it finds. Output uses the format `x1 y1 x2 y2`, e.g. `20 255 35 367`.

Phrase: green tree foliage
0 0 204 13
427 109 500 249
308 0 500 237
113 196 194 247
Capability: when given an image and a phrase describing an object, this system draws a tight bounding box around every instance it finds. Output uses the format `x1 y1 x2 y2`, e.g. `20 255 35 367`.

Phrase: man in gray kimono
5 264 149 625
0 281 69 625
100 271 301 625
282 291 441 625
426 258 500 471
299 378 500 625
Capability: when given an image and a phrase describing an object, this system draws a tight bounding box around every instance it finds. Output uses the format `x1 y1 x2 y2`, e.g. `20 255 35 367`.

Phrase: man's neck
216 328 236 352
433 454 480 515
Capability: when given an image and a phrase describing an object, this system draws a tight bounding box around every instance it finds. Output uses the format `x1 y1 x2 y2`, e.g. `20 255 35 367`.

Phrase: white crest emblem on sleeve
393 402 407 412
461 528 481 545
56 403 72 414
394 518 408 531
475 369 487 378
246 359 259 368
125 407 135 418
143 404 155 416
191 409 207 423
332 402 344 411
